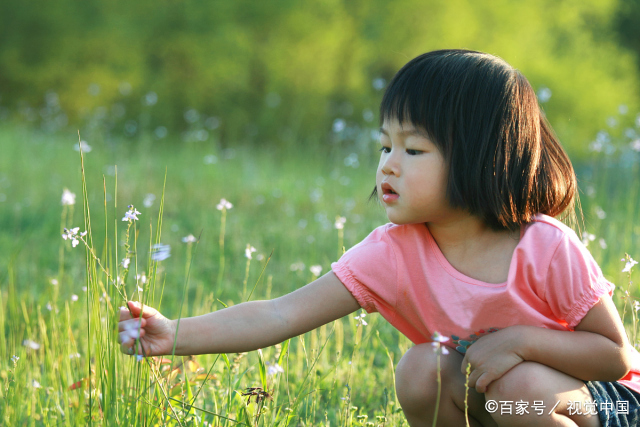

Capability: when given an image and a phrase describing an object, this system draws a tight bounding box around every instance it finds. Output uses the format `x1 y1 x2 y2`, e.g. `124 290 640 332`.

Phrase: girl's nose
380 153 400 176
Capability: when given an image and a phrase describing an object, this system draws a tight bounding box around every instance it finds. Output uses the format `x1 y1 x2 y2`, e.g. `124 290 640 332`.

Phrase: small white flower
623 258 638 273
136 273 147 284
31 379 42 389
594 206 606 220
22 339 40 350
46 302 53 311
354 311 367 327
61 188 76 206
290 262 305 272
182 234 197 243
50 279 58 286
216 198 233 211
122 206 141 222
334 216 347 230
122 258 130 269
73 140 92 153
431 331 450 355
62 227 85 248
310 265 323 276
151 244 171 262
69 353 81 359
143 193 156 208
581 232 596 246
245 244 257 259
137 286 143 292
634 301 640 312
71 294 78 302
11 355 19 364
266 362 284 376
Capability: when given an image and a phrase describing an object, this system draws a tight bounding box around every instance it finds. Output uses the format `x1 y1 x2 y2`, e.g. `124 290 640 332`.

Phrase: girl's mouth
381 183 399 203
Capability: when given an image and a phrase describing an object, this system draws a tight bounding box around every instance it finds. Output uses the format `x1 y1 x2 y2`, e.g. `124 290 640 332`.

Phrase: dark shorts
586 381 640 427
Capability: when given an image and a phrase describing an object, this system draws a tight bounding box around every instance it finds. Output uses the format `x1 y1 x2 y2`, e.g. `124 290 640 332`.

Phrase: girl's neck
426 215 520 284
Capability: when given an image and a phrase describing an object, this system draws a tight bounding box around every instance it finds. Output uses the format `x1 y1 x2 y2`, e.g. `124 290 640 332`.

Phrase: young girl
119 49 640 427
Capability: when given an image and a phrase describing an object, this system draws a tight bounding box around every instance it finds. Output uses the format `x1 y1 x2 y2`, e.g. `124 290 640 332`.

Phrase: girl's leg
395 343 497 427
485 361 601 427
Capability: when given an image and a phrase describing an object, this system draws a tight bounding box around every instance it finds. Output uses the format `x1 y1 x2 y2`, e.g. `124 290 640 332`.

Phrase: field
1 122 639 426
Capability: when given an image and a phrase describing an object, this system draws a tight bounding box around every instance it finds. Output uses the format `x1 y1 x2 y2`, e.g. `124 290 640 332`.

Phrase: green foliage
0 0 639 154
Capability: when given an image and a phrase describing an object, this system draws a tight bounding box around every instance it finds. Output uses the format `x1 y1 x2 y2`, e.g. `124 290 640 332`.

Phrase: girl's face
376 119 456 225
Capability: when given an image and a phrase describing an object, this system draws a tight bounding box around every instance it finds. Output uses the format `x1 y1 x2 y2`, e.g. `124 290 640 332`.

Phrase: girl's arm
119 272 361 356
462 295 635 393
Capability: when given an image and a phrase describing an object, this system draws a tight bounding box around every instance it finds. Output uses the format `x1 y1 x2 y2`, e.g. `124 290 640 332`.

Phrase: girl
119 49 640 427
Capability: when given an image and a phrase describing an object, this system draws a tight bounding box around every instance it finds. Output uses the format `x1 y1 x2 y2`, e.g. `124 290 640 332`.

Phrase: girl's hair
377 49 579 231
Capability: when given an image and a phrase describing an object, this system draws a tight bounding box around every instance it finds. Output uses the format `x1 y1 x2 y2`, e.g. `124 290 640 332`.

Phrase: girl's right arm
118 271 361 356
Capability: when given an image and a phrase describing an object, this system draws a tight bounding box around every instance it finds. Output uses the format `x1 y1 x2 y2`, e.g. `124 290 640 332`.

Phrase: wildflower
61 188 76 206
71 294 78 302
11 355 19 364
290 262 305 272
599 239 607 250
137 286 143 292
121 258 130 269
73 140 92 153
50 279 58 286
136 273 147 284
121 321 141 342
431 331 450 355
122 205 141 222
623 258 638 273
354 311 367 327
31 379 42 389
334 216 347 230
62 227 86 248
182 234 197 243
310 265 323 276
266 362 284 376
23 339 41 350
143 193 155 208
634 301 640 312
69 353 81 359
581 232 596 247
245 244 257 259
46 302 53 311
594 206 606 220
216 198 233 211
151 244 171 261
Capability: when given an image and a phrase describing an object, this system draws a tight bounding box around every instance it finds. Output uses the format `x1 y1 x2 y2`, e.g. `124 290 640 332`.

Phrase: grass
0 122 639 426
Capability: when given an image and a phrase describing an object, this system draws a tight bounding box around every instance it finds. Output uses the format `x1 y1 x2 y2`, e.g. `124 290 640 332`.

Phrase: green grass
0 122 639 426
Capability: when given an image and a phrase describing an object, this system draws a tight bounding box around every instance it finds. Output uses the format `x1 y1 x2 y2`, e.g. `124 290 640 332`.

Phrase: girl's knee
395 344 460 409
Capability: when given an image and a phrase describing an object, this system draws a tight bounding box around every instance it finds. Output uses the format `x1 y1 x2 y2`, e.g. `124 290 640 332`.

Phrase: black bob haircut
375 49 578 231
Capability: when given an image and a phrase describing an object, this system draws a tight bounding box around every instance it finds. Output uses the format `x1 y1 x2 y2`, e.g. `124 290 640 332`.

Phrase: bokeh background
1 2 640 425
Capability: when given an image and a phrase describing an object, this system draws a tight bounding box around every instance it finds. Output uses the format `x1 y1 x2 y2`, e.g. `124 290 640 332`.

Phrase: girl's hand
461 326 526 394
118 301 176 357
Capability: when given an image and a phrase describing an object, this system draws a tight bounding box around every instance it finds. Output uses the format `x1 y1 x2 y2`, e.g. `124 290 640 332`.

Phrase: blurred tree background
1 0 639 155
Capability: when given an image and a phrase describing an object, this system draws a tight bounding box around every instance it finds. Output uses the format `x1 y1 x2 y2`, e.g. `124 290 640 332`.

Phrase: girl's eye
379 147 391 153
406 149 422 155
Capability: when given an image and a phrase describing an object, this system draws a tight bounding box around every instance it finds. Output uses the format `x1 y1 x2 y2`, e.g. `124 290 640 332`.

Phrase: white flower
310 265 323 276
631 139 640 152
122 205 141 222
31 379 42 389
581 232 596 246
151 244 171 261
354 311 367 327
61 188 76 206
334 216 347 230
143 193 155 208
50 279 58 286
11 355 19 364
245 244 257 259
73 140 92 153
290 262 305 272
136 273 147 284
623 258 638 273
594 206 606 220
62 227 86 248
634 301 640 312
216 198 233 211
266 362 284 376
182 234 197 243
122 258 130 269
22 339 40 350
69 353 81 359
137 286 143 292
431 332 450 355
71 294 78 302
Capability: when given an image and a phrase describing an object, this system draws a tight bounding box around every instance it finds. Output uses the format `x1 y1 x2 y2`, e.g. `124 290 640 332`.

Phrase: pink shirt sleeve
330 225 397 317
543 232 615 328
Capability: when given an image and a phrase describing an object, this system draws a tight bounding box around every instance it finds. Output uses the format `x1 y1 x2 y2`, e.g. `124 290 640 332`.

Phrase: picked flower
245 244 257 259
182 234 197 243
216 198 233 211
334 216 347 230
61 188 76 206
354 311 367 327
623 257 638 273
150 243 171 261
122 205 141 222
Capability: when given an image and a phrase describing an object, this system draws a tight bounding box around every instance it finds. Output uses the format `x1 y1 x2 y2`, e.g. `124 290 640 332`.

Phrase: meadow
0 118 639 426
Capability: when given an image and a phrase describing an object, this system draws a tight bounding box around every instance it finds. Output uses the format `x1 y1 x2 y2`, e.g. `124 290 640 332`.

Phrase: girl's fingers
119 306 133 322
127 301 159 319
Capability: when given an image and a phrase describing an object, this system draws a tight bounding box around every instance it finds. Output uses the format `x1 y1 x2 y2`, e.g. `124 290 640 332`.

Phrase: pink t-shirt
331 214 640 394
